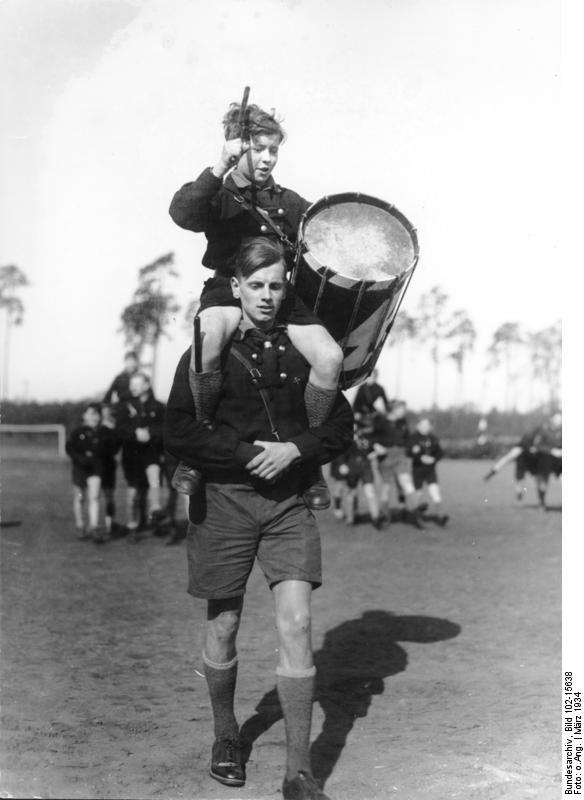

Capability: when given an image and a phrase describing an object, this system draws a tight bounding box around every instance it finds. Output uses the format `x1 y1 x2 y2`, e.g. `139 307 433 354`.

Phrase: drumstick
238 86 250 137
193 315 203 373
238 86 258 205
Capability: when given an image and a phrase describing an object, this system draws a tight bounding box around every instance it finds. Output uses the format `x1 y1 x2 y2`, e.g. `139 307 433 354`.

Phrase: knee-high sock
304 382 337 427
203 652 239 741
276 665 316 779
189 368 222 422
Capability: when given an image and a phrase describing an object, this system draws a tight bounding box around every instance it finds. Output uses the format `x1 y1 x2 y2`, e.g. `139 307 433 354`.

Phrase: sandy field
0 457 562 799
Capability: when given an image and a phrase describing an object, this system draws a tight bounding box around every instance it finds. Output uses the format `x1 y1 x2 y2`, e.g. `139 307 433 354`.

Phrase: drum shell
292 193 418 390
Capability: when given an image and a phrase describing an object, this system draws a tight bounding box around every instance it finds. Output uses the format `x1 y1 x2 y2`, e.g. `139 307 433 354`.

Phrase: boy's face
130 375 149 398
238 133 280 184
101 406 115 427
83 408 101 428
417 419 431 435
232 261 286 329
124 356 138 374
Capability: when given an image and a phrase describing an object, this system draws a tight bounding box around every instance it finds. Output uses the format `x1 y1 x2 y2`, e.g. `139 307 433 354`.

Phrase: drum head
303 199 416 282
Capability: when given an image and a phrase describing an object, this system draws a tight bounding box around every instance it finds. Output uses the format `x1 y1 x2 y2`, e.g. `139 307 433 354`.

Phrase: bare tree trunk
457 367 464 406
150 339 159 394
2 312 11 400
432 339 439 408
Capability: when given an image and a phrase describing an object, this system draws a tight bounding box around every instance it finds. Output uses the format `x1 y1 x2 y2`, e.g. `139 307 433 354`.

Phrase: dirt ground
0 456 562 800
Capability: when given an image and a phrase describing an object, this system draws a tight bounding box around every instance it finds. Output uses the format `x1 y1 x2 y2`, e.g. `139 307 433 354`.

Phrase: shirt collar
229 169 279 194
234 321 286 341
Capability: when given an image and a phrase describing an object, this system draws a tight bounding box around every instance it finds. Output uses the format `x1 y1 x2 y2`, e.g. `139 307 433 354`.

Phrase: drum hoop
298 191 420 261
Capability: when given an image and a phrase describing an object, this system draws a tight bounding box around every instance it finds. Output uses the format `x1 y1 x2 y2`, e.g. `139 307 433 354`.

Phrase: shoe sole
209 767 245 787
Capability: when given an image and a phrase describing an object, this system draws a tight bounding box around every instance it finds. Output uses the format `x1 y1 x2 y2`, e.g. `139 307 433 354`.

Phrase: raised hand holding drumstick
211 137 250 178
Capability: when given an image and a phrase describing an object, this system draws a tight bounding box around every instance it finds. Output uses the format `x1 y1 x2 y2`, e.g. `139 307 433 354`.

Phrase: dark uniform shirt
116 391 165 466
66 424 116 478
407 431 444 468
164 325 353 489
520 424 562 455
169 168 310 276
103 371 134 404
519 423 562 478
371 415 410 450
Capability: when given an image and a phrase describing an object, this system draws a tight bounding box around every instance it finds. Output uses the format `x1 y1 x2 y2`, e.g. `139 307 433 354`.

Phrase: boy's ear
231 276 240 298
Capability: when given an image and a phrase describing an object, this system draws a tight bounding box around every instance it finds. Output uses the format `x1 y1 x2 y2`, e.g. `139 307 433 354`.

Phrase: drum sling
230 343 281 442
223 184 296 252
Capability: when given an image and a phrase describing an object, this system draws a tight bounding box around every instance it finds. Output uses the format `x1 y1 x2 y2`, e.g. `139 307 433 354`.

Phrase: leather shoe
283 770 330 799
171 462 202 495
209 738 245 787
303 470 331 511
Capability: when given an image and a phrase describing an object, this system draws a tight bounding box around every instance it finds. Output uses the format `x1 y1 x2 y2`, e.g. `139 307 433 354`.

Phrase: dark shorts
72 464 102 489
412 465 438 490
122 454 161 488
515 453 535 480
346 459 374 489
186 482 322 599
534 452 562 478
101 460 117 491
198 276 323 327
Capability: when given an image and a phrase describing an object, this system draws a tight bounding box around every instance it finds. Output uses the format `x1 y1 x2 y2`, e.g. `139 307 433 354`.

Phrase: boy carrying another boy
169 96 343 509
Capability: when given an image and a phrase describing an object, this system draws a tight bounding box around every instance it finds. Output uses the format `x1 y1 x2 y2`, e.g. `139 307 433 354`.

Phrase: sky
0 0 565 410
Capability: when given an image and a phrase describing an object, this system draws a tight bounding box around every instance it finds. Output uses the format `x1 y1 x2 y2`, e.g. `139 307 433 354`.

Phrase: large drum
291 192 419 389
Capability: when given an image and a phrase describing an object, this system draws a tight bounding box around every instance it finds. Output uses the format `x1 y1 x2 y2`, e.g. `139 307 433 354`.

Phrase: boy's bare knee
311 342 343 381
277 608 311 642
209 610 240 644
330 341 344 365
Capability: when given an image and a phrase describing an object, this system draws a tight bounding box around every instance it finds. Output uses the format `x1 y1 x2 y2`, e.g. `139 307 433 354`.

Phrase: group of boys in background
330 370 449 531
65 351 181 544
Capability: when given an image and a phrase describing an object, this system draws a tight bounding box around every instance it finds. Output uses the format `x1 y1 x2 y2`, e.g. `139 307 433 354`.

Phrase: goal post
0 424 67 458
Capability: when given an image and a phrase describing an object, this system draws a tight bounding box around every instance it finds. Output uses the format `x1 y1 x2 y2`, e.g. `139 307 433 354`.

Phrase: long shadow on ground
239 610 461 787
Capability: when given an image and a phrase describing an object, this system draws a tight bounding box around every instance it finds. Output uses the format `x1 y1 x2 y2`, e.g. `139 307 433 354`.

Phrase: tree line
1 262 560 412
387 285 561 411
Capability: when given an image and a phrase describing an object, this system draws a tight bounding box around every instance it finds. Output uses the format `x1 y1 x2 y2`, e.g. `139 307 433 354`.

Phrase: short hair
223 102 286 143
235 237 287 280
85 402 102 416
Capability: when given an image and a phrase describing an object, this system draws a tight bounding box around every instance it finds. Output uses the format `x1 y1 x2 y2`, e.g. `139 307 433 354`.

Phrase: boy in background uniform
408 418 449 526
116 373 165 540
100 404 123 537
66 402 110 543
103 351 140 405
484 411 562 509
339 423 383 529
370 400 424 528
352 369 389 420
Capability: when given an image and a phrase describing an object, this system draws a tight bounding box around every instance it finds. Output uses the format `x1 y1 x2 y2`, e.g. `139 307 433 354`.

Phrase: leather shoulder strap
230 343 281 442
